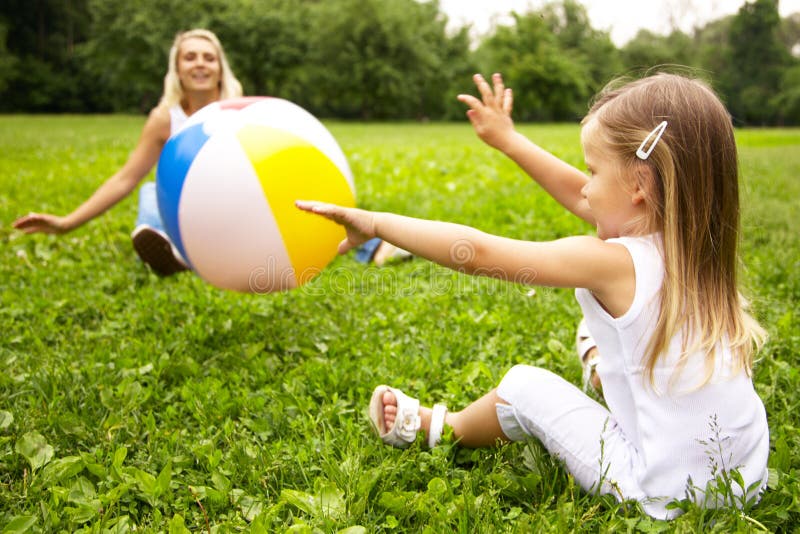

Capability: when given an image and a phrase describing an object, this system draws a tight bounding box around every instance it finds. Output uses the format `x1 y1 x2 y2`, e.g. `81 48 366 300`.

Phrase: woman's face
176 37 221 93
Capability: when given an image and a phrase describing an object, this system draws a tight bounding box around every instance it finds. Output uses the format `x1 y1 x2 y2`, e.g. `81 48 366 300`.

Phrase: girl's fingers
457 93 482 110
503 88 513 115
338 237 357 255
474 73 494 105
297 201 355 229
296 200 333 215
492 73 505 107
461 74 511 113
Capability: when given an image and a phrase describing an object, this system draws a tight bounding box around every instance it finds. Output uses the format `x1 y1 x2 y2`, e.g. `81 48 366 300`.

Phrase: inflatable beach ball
156 97 355 293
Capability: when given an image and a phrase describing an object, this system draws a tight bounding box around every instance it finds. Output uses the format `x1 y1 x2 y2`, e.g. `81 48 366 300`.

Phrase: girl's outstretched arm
296 200 489 271
296 201 634 316
458 73 594 225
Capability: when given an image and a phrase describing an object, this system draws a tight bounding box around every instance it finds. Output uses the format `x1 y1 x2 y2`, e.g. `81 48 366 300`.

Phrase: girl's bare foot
373 241 412 266
577 320 603 395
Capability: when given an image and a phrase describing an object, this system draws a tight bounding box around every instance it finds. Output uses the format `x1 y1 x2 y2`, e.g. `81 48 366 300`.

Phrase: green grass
1 115 798 533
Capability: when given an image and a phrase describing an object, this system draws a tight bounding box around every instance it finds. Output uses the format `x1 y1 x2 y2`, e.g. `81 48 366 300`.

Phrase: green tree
2 0 798 123
213 0 309 100
693 16 734 84
621 29 695 72
721 0 792 124
0 0 92 111
779 12 800 55
302 0 465 119
0 21 19 95
475 1 617 121
431 25 477 120
775 12 800 124
770 64 800 124
542 0 622 93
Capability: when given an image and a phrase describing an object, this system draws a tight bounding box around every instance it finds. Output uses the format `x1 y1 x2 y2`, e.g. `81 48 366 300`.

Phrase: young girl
13 29 243 276
296 72 769 519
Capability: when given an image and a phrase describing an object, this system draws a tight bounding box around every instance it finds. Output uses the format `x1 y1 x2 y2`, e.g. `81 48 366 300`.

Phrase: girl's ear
631 166 654 206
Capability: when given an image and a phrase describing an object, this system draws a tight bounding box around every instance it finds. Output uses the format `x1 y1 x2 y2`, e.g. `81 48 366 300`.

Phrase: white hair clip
636 120 668 160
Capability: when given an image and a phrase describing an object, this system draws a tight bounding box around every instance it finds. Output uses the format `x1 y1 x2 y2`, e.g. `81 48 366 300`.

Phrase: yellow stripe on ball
238 125 356 286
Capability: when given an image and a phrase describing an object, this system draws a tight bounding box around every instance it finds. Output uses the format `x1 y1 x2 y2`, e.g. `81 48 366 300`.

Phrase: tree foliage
214 0 310 101
472 1 621 121
0 0 92 111
621 29 695 70
721 0 794 124
0 0 799 124
300 0 465 119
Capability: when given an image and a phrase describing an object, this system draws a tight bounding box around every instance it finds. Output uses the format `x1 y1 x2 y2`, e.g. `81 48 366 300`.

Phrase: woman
13 29 243 275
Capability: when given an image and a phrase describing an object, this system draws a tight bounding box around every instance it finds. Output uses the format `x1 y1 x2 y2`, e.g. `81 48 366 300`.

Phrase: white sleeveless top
169 104 189 136
575 234 768 517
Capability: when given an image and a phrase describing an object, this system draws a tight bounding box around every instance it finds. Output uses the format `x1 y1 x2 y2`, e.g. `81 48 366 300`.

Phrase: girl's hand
13 212 72 234
457 73 515 151
295 200 376 254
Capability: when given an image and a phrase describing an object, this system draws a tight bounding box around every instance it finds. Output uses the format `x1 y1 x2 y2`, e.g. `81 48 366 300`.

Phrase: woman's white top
169 104 189 136
575 234 768 516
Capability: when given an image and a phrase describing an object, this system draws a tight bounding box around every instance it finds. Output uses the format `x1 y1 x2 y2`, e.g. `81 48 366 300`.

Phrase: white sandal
576 319 601 393
369 385 448 448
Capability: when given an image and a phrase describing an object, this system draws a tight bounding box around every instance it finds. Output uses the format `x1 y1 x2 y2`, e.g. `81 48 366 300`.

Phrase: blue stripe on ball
156 123 210 265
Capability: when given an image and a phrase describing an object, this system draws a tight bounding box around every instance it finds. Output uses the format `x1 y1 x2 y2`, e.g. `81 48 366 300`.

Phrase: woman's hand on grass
13 212 72 234
295 201 377 254
457 73 515 151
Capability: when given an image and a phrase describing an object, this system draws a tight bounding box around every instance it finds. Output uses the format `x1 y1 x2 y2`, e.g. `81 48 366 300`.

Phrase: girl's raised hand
457 73 515 150
295 200 376 254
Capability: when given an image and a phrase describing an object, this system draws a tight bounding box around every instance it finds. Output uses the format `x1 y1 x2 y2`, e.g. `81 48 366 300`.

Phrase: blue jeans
355 237 382 263
134 182 166 233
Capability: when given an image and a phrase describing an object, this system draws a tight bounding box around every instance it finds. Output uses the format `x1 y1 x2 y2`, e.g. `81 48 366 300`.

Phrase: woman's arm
13 107 171 234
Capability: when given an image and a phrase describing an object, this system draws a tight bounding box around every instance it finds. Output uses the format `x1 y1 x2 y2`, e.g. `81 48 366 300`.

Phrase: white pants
495 365 648 507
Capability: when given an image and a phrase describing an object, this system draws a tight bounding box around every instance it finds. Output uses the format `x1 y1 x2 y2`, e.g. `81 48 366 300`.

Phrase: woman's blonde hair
582 72 767 387
159 29 243 109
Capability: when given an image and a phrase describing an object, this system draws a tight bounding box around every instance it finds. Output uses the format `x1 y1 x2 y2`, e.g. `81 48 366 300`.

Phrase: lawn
0 116 798 532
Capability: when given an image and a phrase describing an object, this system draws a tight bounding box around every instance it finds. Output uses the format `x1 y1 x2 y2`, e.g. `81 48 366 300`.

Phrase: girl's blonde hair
159 29 243 109
583 72 766 387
